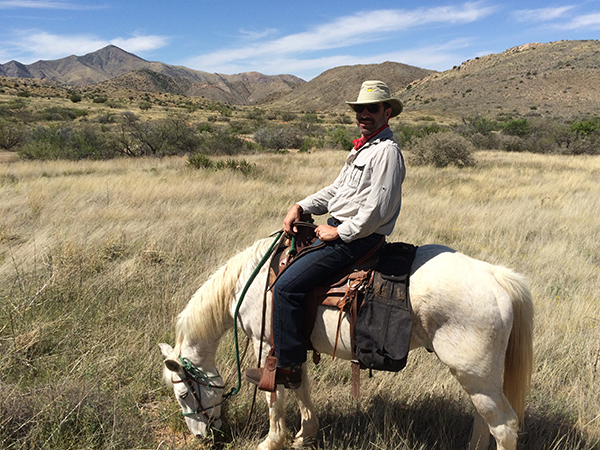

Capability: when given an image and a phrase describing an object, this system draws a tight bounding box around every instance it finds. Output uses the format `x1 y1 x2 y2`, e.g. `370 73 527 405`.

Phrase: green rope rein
226 231 283 399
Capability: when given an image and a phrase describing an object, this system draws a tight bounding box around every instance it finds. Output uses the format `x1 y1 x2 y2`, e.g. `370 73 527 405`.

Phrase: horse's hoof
292 436 318 449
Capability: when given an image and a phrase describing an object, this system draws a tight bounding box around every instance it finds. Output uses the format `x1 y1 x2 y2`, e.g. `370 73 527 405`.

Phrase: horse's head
159 343 224 439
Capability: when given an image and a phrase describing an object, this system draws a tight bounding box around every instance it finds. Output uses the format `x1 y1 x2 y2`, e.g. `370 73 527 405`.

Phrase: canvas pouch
354 243 416 372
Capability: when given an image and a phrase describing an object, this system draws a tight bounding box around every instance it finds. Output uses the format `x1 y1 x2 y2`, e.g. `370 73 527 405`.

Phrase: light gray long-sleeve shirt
297 126 405 243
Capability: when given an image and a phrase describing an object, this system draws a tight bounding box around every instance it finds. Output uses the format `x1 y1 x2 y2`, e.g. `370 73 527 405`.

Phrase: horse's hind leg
291 364 319 448
469 412 491 450
466 386 519 450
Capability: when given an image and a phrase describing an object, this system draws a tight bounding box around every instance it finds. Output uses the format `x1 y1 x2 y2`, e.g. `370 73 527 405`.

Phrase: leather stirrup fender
258 352 278 393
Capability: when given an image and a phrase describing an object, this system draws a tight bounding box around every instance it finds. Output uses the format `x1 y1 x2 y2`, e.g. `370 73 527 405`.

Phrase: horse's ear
159 343 174 358
164 358 182 373
159 343 182 373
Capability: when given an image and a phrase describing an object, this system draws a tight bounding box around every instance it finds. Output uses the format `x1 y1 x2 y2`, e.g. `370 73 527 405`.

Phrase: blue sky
1 0 600 80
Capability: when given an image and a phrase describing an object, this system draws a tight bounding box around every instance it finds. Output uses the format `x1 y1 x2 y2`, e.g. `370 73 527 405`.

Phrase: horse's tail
493 267 534 426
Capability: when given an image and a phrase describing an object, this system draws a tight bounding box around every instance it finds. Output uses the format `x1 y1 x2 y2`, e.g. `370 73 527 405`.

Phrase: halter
173 356 226 421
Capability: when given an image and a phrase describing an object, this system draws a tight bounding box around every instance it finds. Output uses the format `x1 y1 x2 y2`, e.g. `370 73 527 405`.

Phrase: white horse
159 237 533 450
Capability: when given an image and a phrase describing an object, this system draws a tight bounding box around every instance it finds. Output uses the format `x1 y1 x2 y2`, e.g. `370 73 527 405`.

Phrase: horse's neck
177 238 276 360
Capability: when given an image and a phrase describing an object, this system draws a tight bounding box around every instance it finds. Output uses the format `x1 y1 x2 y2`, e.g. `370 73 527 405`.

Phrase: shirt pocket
345 164 365 189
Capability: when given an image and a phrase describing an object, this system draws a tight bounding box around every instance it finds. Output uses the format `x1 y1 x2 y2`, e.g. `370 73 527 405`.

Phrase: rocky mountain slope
0 45 305 105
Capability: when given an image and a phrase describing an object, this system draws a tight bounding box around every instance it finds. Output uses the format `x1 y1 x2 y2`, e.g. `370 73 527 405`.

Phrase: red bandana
352 124 389 150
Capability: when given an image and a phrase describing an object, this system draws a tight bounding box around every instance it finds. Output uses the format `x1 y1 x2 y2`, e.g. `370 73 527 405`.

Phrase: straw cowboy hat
346 80 403 117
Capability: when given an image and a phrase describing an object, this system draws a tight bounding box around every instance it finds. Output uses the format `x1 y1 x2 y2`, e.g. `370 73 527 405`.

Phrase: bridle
172 356 226 422
170 232 284 427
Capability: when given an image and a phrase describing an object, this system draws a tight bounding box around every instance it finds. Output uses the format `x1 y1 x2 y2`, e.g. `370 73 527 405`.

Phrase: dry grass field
1 149 599 449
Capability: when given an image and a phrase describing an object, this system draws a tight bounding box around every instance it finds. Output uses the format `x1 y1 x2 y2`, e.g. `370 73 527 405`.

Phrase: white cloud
185 3 495 75
192 38 475 80
110 34 170 53
7 31 168 63
560 12 600 29
238 28 279 41
512 6 575 23
0 0 104 10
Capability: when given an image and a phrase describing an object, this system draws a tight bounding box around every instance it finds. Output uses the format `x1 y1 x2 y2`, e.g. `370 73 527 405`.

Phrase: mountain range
0 45 305 105
2 40 600 119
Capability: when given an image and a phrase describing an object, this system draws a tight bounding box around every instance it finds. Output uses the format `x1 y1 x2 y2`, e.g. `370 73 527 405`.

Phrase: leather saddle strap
350 271 372 400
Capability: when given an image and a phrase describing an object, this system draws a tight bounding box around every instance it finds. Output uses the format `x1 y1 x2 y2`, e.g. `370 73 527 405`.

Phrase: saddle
260 219 417 398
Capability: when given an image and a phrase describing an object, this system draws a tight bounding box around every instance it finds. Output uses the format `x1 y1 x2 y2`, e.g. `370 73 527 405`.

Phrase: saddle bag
354 243 417 372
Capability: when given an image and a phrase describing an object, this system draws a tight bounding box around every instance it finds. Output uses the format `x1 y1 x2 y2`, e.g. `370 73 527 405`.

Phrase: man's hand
315 224 339 242
282 204 304 236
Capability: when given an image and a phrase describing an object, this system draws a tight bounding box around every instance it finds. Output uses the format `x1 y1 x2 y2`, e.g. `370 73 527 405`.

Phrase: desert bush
394 122 445 146
124 115 200 156
502 118 530 137
0 121 25 151
18 125 115 160
570 117 600 135
325 125 356 150
278 111 297 122
69 93 82 103
198 129 251 155
407 131 476 167
299 135 325 152
468 132 501 150
36 106 88 122
254 125 304 150
226 120 253 135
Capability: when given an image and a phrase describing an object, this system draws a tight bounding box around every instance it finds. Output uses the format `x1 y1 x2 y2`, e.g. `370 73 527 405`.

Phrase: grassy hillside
398 40 600 121
1 150 599 449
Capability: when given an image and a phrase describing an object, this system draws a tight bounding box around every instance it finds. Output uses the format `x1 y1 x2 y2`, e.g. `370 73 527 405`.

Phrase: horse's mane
174 237 275 347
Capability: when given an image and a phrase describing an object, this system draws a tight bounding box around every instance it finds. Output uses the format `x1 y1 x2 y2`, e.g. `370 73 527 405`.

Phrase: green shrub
325 125 355 150
69 93 82 103
198 129 250 155
187 152 213 169
407 131 476 167
394 122 444 146
37 106 88 121
502 118 530 137
18 125 115 160
278 111 297 122
187 153 256 175
570 118 600 135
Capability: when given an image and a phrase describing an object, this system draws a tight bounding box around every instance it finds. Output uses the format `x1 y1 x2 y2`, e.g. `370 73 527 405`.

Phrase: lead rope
226 231 283 399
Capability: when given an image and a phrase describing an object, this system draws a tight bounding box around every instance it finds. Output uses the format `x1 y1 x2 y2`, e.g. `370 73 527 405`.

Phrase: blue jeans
272 218 382 368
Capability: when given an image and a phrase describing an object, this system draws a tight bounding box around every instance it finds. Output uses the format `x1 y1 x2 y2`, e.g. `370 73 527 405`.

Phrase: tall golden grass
1 150 599 449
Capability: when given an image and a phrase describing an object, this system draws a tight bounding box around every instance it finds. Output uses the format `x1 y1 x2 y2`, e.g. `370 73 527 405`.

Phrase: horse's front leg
291 364 319 448
258 387 288 450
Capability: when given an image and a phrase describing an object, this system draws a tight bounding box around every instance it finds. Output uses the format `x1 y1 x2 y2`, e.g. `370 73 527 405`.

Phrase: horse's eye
179 392 188 399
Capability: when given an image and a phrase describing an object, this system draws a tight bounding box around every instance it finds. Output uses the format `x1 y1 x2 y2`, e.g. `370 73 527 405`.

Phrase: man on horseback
246 80 406 390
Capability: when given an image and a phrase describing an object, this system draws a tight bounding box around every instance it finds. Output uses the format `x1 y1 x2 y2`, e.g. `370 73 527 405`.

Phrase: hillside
397 40 600 120
270 61 434 112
